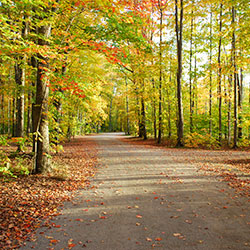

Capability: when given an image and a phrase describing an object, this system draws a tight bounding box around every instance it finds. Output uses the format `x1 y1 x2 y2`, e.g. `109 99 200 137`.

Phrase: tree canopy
1 0 250 173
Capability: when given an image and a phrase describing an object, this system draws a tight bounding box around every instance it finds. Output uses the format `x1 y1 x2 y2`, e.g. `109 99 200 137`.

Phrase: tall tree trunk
26 90 32 134
209 6 213 136
15 60 25 139
15 18 28 144
33 23 52 173
109 95 113 132
228 74 232 146
232 6 238 148
54 64 66 145
238 68 243 138
141 92 147 140
218 3 223 145
12 95 16 137
158 6 163 144
152 79 157 139
167 78 172 139
175 0 184 147
8 98 11 135
189 9 194 133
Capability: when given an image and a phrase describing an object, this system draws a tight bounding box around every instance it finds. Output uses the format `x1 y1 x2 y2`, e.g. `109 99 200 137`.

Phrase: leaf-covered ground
20 133 250 250
122 137 250 200
0 136 98 250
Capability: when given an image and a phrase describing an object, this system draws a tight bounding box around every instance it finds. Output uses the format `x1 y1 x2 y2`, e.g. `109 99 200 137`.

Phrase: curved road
22 133 250 250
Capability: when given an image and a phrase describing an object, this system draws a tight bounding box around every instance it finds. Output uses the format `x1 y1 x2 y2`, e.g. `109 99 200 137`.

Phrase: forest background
1 0 250 175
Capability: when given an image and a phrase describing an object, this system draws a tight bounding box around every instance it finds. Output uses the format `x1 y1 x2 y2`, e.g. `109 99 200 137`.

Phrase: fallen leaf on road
99 216 107 219
155 237 162 241
136 215 142 218
75 218 84 222
50 239 59 244
173 233 181 237
146 237 152 242
68 243 76 248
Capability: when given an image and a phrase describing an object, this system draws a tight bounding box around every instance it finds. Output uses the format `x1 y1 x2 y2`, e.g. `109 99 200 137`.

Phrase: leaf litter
0 136 98 249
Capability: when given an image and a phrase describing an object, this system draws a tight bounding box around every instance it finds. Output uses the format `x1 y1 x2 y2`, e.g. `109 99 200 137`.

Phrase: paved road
22 133 250 250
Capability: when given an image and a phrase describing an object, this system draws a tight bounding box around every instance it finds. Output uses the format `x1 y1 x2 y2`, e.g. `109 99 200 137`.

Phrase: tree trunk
15 18 28 149
175 0 184 147
125 76 130 135
167 78 172 139
189 10 194 133
141 94 147 140
12 95 16 137
109 95 113 132
8 99 11 135
158 6 163 144
218 3 223 144
15 60 25 139
152 79 157 139
228 74 232 146
232 7 238 148
26 90 32 134
54 64 66 145
238 68 243 138
33 24 52 174
209 6 213 136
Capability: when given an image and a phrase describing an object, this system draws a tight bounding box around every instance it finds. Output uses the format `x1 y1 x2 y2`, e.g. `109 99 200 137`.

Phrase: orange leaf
50 239 59 244
155 237 162 241
100 216 107 219
68 243 76 248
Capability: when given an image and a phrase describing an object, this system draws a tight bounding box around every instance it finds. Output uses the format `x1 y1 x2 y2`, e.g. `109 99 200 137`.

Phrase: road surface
21 133 250 250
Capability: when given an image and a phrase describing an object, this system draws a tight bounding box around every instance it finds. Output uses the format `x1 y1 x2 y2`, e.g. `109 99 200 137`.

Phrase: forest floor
11 133 249 250
0 136 98 249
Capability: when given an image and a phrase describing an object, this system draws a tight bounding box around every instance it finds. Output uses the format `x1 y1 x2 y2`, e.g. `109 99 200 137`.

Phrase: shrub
184 132 220 149
0 135 9 146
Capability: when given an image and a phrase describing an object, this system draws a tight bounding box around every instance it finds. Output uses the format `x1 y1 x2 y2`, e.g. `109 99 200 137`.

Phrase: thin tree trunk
209 6 213 136
8 99 11 135
238 68 243 138
232 6 238 148
125 76 130 135
175 0 184 147
228 74 232 146
26 90 32 134
152 79 157 139
141 91 147 140
167 79 172 138
54 64 66 145
189 10 194 133
158 6 163 144
218 3 223 144
15 60 25 139
12 94 16 137
15 18 28 142
109 95 113 132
